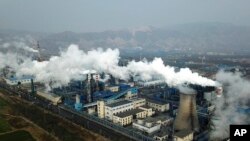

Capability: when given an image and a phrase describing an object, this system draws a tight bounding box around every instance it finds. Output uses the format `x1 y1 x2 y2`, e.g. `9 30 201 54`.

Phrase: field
0 130 36 141
0 98 12 133
0 116 11 133
0 89 108 141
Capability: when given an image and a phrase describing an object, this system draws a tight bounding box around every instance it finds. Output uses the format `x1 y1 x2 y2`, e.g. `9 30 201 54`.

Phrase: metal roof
7 75 33 81
106 100 132 108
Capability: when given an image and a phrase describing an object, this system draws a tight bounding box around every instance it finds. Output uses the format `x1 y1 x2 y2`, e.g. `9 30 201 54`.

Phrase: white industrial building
104 100 134 120
97 98 154 123
147 99 169 112
133 119 161 134
113 108 147 126
4 75 34 85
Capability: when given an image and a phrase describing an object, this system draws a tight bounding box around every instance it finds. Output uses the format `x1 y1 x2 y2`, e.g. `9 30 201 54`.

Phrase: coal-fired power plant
174 90 199 132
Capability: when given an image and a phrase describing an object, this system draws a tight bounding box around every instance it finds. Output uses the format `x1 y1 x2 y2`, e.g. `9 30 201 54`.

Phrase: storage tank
174 90 199 132
145 122 153 127
137 119 144 125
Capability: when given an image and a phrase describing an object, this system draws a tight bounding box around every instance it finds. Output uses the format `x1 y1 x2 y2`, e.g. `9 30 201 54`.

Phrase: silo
174 91 199 132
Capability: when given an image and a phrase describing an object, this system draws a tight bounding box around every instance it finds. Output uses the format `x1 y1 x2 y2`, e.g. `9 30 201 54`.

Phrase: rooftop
154 130 169 137
106 100 132 108
174 130 193 138
146 98 168 105
7 75 34 81
114 109 144 118
140 105 151 109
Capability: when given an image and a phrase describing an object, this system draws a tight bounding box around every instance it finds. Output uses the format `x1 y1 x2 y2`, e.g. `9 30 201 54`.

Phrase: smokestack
174 91 199 132
90 74 95 100
86 74 92 103
96 75 99 91
31 79 36 95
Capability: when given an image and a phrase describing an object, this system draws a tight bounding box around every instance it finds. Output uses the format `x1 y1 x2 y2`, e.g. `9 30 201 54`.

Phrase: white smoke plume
1 44 218 88
210 71 250 139
0 52 31 71
1 42 38 53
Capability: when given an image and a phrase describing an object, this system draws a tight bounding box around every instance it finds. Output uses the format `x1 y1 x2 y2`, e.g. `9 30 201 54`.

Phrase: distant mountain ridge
1 23 250 55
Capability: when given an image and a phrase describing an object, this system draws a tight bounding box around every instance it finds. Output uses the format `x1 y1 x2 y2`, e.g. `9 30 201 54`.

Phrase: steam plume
210 71 250 139
1 44 218 88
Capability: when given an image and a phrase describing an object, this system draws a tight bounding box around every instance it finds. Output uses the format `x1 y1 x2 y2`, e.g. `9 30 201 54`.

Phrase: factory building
97 98 150 122
105 100 134 120
4 75 34 85
153 130 169 141
113 109 147 126
36 91 62 105
130 98 146 108
173 130 194 141
105 85 119 92
138 105 155 117
132 119 161 134
124 87 138 99
153 115 174 126
147 99 169 112
97 100 105 118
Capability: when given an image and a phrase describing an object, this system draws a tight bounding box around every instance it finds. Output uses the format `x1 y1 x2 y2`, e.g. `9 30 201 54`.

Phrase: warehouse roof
114 109 144 118
106 100 132 108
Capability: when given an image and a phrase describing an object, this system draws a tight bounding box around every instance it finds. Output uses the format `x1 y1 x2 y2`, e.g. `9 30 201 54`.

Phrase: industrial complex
0 66 224 141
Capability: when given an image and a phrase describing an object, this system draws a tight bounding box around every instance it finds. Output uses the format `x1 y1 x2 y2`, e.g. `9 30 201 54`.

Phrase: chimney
174 91 199 132
31 79 36 95
86 74 92 103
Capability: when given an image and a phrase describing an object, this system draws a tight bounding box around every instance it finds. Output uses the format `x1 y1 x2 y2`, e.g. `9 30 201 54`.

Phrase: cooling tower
174 92 199 132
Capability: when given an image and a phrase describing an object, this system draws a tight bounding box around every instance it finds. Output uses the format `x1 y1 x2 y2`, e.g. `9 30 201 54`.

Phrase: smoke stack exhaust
174 92 199 132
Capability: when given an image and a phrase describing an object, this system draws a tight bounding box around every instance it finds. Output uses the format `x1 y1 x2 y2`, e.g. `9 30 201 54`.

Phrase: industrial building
105 100 134 120
153 130 169 141
113 109 147 126
4 75 34 85
130 98 146 108
146 99 169 112
173 130 194 141
36 91 62 105
152 115 174 126
0 68 223 141
132 118 161 134
105 85 119 92
138 105 155 117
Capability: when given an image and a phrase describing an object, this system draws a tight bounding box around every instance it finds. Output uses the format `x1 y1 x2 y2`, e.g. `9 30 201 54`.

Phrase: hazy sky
0 0 250 33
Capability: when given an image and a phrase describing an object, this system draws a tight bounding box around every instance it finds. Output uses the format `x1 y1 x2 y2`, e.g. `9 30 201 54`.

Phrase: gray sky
0 0 250 33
